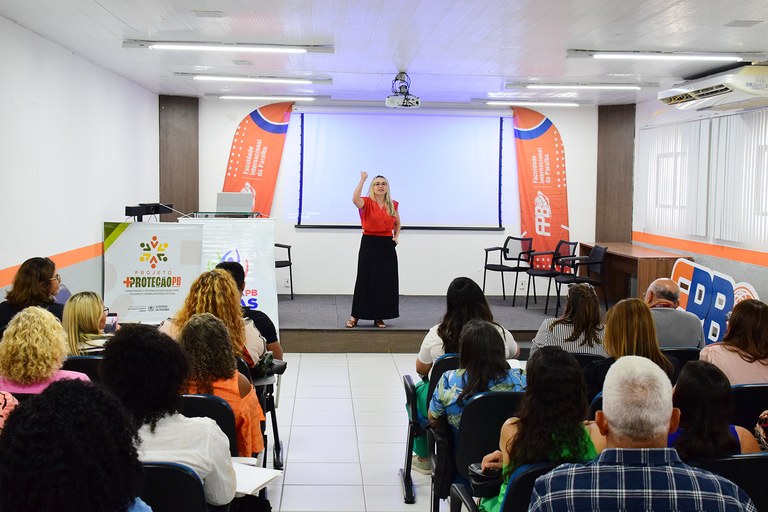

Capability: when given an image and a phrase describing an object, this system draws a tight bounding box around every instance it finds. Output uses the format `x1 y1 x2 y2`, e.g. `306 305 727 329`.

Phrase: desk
579 242 691 301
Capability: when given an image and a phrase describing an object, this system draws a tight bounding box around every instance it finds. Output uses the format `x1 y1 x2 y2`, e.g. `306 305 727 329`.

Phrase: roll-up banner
103 222 203 323
179 218 279 332
513 107 570 269
222 102 294 217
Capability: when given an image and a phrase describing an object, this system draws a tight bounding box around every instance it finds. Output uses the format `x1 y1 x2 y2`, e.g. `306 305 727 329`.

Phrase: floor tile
293 397 354 414
351 386 404 399
287 442 359 463
295 386 352 399
290 426 358 444
347 365 400 377
349 372 403 388
291 408 355 426
356 425 408 443
364 485 433 512
360 462 431 487
283 462 363 485
352 398 406 412
297 371 350 387
279 485 366 511
347 354 395 366
354 410 408 426
358 443 406 463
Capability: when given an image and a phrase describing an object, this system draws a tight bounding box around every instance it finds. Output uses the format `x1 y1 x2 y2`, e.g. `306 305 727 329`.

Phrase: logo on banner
211 248 260 310
671 259 760 344
139 236 169 269
534 192 552 236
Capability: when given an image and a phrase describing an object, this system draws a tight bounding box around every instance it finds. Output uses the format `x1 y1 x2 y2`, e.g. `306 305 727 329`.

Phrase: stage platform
276 294 560 354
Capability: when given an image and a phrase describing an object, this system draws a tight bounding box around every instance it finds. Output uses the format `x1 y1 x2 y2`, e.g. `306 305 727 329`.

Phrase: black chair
429 391 525 512
449 462 559 512
275 243 294 299
730 384 768 430
588 391 603 421
661 347 701 368
554 245 609 316
483 236 534 305
400 353 461 504
525 240 578 315
62 355 104 382
140 462 208 512
571 353 606 370
180 394 239 457
693 453 768 511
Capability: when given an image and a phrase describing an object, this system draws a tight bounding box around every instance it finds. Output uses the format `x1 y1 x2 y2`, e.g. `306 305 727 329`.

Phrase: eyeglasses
103 307 110 315
372 182 388 187
49 274 61 283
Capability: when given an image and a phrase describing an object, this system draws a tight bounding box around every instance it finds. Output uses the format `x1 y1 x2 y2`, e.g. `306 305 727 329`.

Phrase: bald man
644 278 705 348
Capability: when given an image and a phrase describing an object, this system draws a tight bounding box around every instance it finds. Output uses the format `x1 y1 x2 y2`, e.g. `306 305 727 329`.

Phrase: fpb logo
139 236 168 269
534 192 551 236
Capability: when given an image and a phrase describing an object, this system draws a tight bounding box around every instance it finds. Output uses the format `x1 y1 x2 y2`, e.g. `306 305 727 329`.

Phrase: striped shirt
530 318 607 358
530 448 756 512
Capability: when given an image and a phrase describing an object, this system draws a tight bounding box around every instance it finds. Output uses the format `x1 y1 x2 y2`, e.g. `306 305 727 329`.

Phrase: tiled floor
263 353 450 512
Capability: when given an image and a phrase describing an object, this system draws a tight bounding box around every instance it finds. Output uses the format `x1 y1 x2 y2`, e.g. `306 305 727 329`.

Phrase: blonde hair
0 307 67 384
173 270 246 356
367 175 396 216
604 298 673 375
63 292 103 356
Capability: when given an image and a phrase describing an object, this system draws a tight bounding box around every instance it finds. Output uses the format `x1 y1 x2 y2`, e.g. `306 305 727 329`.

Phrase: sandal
374 319 387 328
346 317 358 328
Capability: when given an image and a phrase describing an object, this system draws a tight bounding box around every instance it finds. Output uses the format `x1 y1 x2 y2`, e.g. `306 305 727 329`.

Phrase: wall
199 100 599 295
0 16 158 294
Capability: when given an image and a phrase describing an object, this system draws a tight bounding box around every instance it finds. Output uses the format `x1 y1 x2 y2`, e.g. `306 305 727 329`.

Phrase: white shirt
417 323 519 367
137 413 236 506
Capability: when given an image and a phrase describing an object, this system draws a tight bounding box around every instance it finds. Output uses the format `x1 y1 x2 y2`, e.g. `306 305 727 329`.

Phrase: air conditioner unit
658 65 768 111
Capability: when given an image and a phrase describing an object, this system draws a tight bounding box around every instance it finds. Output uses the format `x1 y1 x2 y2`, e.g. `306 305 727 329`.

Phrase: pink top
0 369 90 395
700 342 768 385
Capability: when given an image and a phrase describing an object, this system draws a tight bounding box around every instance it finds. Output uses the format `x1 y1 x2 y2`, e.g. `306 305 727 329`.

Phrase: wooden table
579 242 692 301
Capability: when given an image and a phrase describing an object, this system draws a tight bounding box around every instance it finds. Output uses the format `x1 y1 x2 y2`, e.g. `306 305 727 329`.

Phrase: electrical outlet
283 277 290 288
518 280 527 291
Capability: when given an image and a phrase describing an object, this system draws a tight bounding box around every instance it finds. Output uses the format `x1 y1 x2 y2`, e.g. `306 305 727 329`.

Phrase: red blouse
359 196 399 237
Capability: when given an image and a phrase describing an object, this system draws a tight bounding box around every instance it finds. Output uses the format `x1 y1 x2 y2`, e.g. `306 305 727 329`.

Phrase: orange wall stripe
0 242 104 288
632 232 768 268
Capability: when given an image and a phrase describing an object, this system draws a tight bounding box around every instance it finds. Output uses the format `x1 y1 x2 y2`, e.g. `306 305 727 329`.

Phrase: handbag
250 351 274 379
468 462 503 497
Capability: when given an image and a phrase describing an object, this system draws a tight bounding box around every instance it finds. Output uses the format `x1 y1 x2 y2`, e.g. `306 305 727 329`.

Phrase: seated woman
0 380 150 512
582 298 677 402
101 324 236 507
530 283 606 357
428 319 526 442
701 299 768 385
179 313 265 456
0 307 89 394
411 277 519 471
0 257 63 336
669 360 759 460
63 291 110 355
479 346 604 512
159 269 277 365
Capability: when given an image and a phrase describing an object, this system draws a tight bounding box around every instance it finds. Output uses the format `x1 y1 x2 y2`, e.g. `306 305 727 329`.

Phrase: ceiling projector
386 72 420 108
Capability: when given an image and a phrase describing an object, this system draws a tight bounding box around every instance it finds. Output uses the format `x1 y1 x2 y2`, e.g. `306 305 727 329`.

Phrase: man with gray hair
529 356 755 511
644 278 705 348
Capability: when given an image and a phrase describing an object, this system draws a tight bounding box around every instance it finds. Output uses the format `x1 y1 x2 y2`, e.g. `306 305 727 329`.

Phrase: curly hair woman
0 379 149 512
530 283 606 357
63 291 109 355
0 257 63 336
479 346 604 512
101 324 236 507
701 299 768 385
0 306 89 394
159 269 278 365
179 313 265 456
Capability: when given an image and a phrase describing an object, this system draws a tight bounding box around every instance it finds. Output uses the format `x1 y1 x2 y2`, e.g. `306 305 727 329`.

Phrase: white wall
200 100 598 295
0 16 158 278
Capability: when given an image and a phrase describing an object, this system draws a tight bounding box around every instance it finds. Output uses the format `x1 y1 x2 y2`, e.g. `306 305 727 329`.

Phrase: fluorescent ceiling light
219 95 316 101
590 52 742 62
485 101 580 107
123 40 334 54
523 84 642 91
194 75 313 84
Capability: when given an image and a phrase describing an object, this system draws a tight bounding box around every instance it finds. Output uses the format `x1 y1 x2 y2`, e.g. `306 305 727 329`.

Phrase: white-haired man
644 278 705 348
529 356 755 512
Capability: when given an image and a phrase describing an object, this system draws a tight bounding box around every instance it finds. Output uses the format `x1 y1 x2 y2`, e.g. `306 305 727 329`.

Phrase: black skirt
351 235 399 320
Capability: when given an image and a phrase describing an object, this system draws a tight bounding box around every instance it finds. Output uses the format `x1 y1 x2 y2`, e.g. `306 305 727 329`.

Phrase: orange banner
513 107 570 268
222 102 294 217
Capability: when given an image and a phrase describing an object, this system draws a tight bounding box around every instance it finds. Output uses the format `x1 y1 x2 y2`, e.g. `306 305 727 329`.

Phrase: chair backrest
585 245 608 276
454 391 525 481
730 384 768 430
588 391 603 421
503 236 534 264
180 394 239 456
553 240 579 271
140 462 207 512
501 462 559 512
660 348 701 368
428 353 461 400
571 353 606 369
692 453 768 511
61 355 104 382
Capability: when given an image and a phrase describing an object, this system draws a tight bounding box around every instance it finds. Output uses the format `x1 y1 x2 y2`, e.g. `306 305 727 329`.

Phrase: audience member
63 291 110 355
669 360 759 460
479 347 603 512
644 278 705 348
530 356 756 512
0 307 89 394
216 260 283 357
0 379 149 512
582 298 676 401
101 324 236 507
700 299 768 385
159 269 272 366
0 391 18 431
530 283 606 357
0 257 63 337
179 312 265 456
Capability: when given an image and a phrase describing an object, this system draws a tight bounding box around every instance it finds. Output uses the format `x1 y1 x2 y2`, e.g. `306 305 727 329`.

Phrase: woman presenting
347 171 401 328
